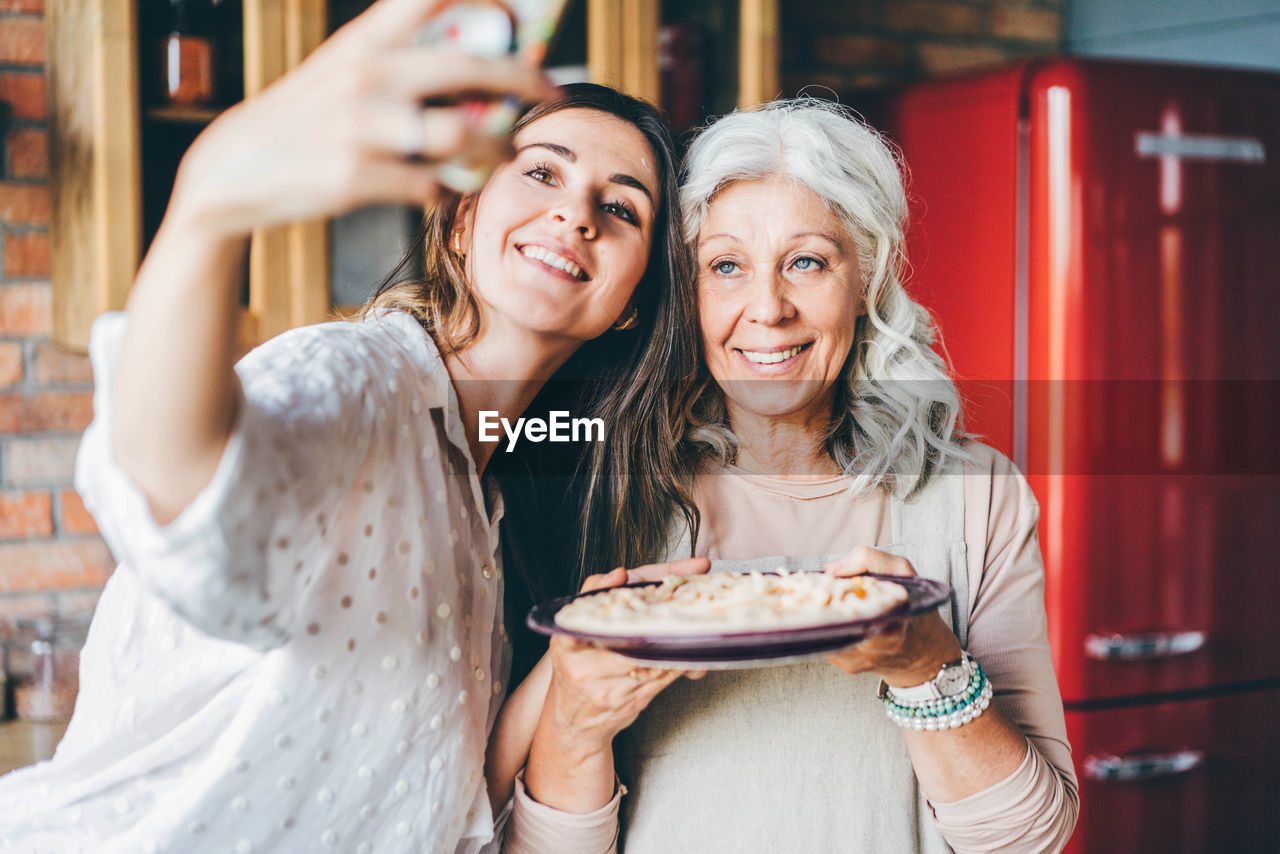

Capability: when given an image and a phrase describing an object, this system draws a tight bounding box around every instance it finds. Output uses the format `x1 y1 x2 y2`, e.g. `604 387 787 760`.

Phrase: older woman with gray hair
496 99 1078 853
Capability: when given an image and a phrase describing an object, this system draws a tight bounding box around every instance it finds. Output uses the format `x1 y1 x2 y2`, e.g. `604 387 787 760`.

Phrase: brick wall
0 0 110 630
783 0 1064 111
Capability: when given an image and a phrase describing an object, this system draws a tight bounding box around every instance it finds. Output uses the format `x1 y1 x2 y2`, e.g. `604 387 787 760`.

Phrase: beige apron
618 474 969 853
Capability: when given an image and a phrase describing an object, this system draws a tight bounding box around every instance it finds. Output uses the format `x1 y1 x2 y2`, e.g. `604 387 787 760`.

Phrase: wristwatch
877 652 976 704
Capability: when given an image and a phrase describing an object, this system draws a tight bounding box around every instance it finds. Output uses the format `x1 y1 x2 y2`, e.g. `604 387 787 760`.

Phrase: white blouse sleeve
75 312 388 651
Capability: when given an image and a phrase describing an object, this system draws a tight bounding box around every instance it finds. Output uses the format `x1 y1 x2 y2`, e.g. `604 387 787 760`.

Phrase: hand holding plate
538 564 707 756
824 546 962 684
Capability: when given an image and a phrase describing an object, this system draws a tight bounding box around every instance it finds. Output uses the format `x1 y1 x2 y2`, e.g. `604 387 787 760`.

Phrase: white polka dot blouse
0 311 511 853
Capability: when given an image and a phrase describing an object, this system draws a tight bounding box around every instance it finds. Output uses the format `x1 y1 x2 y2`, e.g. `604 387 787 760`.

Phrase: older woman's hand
824 546 963 688
542 558 710 753
524 557 709 812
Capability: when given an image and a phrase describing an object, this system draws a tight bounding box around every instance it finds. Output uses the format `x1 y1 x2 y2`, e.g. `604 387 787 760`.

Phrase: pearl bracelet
882 659 993 731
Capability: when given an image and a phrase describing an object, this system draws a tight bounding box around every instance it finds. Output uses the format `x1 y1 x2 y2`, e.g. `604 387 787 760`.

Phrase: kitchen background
1 0 1278 846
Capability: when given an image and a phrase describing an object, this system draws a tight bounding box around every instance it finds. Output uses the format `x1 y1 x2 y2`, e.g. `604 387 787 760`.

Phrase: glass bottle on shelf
163 0 217 106
11 612 92 724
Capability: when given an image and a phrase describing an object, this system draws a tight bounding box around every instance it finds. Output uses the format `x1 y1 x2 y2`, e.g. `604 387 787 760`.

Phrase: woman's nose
744 271 794 325
550 196 597 240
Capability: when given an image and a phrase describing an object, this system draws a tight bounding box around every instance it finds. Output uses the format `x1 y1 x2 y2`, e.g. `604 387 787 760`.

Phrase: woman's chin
478 269 627 343
489 298 610 344
720 381 831 422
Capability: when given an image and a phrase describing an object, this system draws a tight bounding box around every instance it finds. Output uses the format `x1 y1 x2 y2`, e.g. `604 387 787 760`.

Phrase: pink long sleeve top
506 441 1078 853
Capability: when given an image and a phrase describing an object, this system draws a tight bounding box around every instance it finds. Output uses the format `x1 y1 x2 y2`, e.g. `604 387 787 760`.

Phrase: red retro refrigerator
892 59 1280 852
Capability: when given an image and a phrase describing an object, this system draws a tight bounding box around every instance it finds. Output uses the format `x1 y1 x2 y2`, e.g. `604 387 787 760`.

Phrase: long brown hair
361 85 699 668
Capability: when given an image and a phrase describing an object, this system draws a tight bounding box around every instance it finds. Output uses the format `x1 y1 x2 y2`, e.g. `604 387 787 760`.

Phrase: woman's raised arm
110 0 553 524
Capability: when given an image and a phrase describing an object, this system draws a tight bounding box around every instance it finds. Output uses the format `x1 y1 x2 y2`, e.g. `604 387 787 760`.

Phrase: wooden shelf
144 104 224 125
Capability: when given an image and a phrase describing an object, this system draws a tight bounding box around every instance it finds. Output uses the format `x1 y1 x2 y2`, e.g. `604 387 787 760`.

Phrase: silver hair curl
679 98 971 497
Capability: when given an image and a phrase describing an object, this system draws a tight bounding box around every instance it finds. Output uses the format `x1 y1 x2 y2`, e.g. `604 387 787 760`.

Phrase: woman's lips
518 244 589 281
733 342 813 371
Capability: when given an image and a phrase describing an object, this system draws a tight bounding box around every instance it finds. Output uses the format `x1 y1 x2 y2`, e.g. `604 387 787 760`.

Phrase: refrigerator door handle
1083 749 1205 782
1084 630 1206 660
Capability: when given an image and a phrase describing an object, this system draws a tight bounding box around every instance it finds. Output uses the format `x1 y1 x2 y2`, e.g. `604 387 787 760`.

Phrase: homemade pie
554 570 909 637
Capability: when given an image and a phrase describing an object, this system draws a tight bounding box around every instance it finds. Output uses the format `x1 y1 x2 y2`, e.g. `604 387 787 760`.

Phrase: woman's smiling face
697 176 867 424
461 107 660 343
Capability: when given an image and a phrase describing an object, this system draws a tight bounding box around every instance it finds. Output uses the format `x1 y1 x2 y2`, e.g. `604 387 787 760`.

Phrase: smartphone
415 0 571 192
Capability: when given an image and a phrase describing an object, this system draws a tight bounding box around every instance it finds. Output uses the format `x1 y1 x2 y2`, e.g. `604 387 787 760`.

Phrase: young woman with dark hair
0 2 700 850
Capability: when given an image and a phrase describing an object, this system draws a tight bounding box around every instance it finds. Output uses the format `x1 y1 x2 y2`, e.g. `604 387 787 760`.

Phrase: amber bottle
163 0 216 106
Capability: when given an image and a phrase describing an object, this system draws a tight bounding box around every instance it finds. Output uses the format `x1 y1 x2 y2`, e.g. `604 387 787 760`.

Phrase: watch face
937 664 969 696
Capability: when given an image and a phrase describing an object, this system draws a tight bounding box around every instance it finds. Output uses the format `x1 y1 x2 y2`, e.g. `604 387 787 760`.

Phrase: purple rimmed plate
526 573 953 670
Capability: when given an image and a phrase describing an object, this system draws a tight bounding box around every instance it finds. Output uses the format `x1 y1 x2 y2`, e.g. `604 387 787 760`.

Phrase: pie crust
554 570 909 637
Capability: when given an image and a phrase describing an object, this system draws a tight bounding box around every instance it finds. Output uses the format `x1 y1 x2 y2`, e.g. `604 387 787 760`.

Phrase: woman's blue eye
713 260 738 275
793 256 822 271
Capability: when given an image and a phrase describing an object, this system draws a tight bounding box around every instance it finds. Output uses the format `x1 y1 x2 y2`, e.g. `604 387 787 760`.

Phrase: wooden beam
236 307 260 360
623 0 659 104
243 0 333 339
242 0 330 339
587 0 623 90
243 0 292 341
739 0 780 108
47 0 141 351
285 0 331 329
588 0 658 103
243 0 289 108
285 0 327 65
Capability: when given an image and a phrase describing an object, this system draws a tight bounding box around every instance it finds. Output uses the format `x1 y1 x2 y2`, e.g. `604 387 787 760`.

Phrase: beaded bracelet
881 659 993 731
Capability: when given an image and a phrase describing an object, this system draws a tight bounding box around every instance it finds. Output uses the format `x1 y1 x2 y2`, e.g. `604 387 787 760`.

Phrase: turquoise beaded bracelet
882 659 993 731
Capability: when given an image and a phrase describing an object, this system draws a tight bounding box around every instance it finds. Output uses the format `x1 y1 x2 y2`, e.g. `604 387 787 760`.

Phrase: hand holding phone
415 0 570 191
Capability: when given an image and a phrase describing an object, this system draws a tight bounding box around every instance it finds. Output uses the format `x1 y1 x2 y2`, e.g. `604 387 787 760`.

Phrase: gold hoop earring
613 306 639 331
